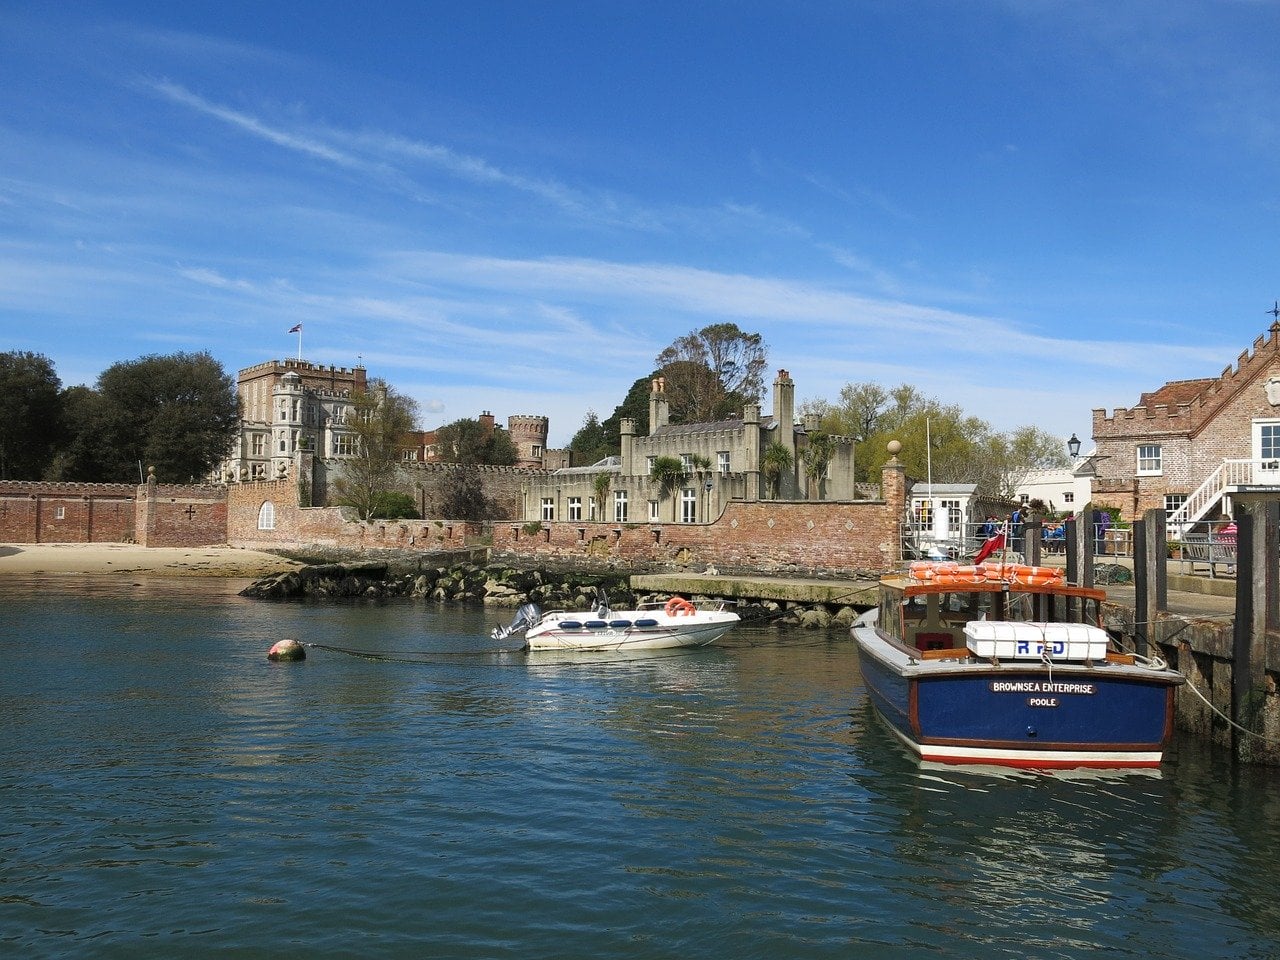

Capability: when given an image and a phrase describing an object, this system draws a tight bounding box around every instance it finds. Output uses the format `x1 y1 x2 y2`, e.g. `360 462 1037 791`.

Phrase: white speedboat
494 594 739 652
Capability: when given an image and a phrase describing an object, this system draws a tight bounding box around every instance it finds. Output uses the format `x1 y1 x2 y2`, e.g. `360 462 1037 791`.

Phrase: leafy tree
568 411 614 466
0 351 63 479
800 431 836 500
761 441 794 500
591 471 612 519
649 455 688 520
600 374 653 450
370 491 421 520
331 380 420 520
655 322 767 423
55 352 239 482
438 465 494 520
435 417 517 465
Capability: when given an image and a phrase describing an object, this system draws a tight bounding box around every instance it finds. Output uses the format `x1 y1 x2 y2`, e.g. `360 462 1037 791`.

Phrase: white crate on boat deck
963 621 1109 661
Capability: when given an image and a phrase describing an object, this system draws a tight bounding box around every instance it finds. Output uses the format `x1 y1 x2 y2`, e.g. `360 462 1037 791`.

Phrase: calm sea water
2 576 1279 959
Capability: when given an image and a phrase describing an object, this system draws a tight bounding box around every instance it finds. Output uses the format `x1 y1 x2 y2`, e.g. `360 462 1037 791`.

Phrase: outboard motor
594 587 611 620
492 603 541 641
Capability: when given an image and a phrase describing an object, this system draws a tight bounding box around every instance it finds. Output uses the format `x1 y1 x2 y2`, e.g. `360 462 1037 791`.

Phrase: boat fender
665 597 696 616
267 638 306 662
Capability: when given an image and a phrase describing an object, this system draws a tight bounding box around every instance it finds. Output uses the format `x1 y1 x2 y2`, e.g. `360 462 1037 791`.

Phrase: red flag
288 323 302 333
973 531 1005 564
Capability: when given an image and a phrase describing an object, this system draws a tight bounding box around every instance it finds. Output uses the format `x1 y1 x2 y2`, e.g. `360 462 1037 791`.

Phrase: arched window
258 501 276 531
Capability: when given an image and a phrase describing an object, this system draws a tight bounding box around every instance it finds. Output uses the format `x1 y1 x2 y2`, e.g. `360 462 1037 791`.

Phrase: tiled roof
1138 378 1214 407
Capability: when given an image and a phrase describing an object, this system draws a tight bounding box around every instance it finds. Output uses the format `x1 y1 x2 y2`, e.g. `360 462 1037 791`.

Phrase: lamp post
704 478 713 521
1067 433 1082 460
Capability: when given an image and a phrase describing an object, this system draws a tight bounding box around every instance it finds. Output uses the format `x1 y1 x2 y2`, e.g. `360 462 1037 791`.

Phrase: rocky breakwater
240 560 637 609
240 559 860 629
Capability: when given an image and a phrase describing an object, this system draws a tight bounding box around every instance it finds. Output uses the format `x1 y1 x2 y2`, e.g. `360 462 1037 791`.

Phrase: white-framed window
614 490 628 522
648 499 660 522
646 456 656 474
588 497 598 521
718 451 731 473
915 501 932 526
680 453 693 471
334 435 354 456
257 501 275 530
531 444 543 459
540 498 555 522
1063 492 1075 504
942 499 962 531
1137 444 1162 475
55 506 65 520
251 434 265 456
568 497 582 521
680 488 697 523
1165 494 1187 520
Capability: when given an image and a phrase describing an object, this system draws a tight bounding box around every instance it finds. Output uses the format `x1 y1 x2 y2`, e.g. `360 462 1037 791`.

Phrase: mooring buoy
268 638 306 661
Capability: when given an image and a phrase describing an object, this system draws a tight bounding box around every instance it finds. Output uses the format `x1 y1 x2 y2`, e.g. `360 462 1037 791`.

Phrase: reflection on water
1 575 1279 959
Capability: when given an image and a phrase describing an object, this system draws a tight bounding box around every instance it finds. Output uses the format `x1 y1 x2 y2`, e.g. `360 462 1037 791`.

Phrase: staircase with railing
1166 459 1274 531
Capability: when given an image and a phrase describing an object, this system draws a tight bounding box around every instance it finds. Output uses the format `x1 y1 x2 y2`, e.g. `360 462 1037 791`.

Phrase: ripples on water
2 576 1279 959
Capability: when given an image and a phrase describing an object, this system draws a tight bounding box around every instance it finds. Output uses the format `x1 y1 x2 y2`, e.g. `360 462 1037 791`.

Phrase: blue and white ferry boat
851 561 1183 769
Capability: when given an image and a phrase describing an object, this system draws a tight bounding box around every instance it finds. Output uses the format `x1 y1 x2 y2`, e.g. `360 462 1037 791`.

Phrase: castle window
680 488 697 523
614 490 628 522
541 498 555 521
258 502 276 530
531 444 543 458
718 451 731 473
568 497 582 521
1136 444 1162 475
1063 492 1075 504
680 453 693 471
648 499 660 522
251 434 265 456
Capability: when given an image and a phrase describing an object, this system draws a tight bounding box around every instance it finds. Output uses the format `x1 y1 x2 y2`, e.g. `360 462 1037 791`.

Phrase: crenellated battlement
1095 323 1280 435
239 358 366 378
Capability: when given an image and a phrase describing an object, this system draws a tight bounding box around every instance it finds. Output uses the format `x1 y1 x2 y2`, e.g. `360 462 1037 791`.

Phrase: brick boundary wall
135 478 229 548
0 481 139 543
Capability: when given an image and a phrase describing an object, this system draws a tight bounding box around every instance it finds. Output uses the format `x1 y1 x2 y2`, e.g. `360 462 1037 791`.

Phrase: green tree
435 418 517 465
331 380 420 521
600 374 653 451
370 491 421 520
761 441 794 500
649 455 688 520
800 431 836 500
655 322 767 423
0 351 63 479
591 471 612 519
568 410 614 465
438 465 495 520
56 352 239 482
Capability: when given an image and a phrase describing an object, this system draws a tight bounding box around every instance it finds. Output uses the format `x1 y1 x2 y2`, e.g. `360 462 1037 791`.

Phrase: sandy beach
0 543 304 578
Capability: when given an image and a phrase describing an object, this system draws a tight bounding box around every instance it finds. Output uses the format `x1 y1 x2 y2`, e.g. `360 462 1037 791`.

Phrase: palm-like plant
761 442 794 500
650 455 688 520
801 432 836 500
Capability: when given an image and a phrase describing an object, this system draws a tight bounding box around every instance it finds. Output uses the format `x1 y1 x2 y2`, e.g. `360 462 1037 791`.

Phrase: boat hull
853 608 1180 769
524 612 738 652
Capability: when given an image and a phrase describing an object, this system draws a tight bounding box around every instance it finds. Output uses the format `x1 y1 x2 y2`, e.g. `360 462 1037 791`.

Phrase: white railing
1166 459 1280 531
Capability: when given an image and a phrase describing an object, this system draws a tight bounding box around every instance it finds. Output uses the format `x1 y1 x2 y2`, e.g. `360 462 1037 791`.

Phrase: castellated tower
508 414 550 469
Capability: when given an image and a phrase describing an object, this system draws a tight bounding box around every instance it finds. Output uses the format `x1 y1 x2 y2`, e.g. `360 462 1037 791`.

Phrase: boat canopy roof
880 575 1107 603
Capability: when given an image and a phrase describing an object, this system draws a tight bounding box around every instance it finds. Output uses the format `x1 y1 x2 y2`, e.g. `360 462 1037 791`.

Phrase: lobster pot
963 621 1109 662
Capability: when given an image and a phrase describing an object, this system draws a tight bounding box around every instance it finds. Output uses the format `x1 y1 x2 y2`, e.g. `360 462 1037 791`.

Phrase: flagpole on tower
288 323 303 361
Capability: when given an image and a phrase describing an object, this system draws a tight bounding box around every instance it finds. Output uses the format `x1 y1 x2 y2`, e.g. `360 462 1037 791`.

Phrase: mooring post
1231 505 1255 755
1133 515 1148 658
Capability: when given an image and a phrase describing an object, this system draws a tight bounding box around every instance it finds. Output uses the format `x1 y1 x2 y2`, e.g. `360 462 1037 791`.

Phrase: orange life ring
665 597 696 617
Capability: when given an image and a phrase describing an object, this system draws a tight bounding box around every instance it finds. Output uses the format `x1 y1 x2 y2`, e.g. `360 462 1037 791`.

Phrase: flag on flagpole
288 323 302 333
973 528 1006 564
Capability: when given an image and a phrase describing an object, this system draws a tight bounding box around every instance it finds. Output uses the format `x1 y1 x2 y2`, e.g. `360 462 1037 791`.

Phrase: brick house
1091 321 1280 528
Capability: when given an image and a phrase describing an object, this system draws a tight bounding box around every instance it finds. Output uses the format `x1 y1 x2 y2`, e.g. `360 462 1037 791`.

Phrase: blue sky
4 1 1280 448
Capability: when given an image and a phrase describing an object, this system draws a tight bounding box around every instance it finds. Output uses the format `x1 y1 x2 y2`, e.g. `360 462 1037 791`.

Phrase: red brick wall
135 482 229 547
0 482 138 543
226 476 479 551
